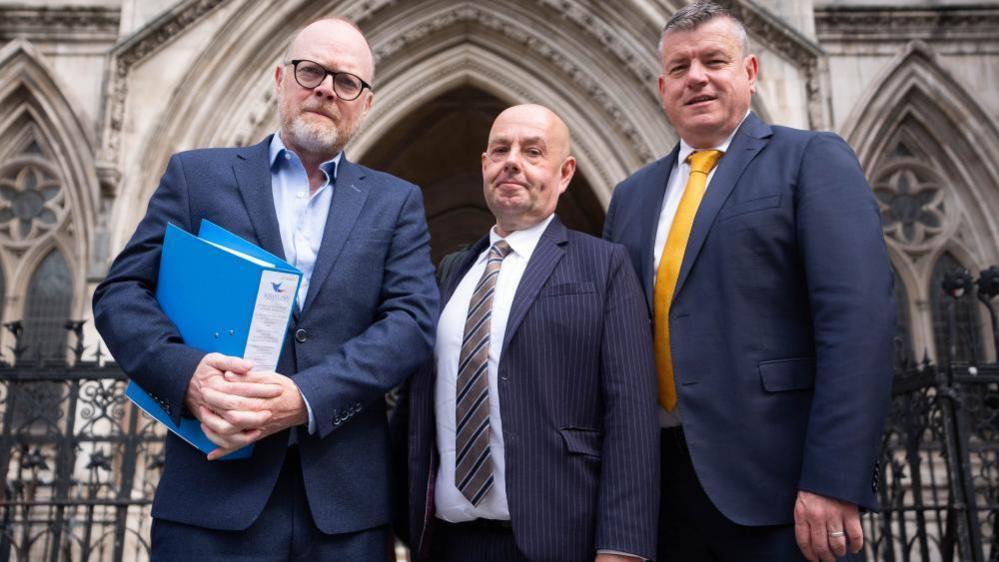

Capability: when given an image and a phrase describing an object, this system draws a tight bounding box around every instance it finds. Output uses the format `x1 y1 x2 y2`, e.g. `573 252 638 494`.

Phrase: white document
244 270 300 371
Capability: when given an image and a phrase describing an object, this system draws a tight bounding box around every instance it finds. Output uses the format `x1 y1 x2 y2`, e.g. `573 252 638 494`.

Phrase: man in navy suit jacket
93 18 437 560
603 3 894 562
401 105 659 562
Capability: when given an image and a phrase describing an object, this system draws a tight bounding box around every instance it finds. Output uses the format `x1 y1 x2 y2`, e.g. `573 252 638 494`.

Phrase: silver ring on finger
828 530 846 538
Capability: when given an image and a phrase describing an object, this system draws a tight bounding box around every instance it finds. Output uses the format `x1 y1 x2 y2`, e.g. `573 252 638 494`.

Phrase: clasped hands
184 353 307 460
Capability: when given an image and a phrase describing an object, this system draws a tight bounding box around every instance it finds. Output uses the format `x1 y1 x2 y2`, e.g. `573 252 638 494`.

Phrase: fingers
199 406 240 436
202 353 253 375
808 515 835 562
845 512 865 553
220 380 284 399
201 410 261 450
794 508 816 561
200 405 268 436
218 407 272 428
795 491 863 562
827 526 848 559
201 386 269 413
206 447 234 461
224 370 287 385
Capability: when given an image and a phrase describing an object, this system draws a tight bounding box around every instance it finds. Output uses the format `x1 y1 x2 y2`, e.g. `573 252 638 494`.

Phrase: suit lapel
301 157 371 313
638 149 679 309
500 218 568 358
672 113 772 302
233 136 286 260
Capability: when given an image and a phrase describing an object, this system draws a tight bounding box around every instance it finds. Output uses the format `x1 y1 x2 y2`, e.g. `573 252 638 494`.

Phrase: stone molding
128 0 680 214
0 5 120 42
106 0 817 170
100 0 227 169
347 51 621 196
364 2 660 164
718 0 825 129
816 6 999 42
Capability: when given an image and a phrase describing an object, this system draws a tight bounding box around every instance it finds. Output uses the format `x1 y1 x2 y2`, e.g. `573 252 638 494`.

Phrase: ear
274 65 284 94
558 156 577 194
361 89 374 117
744 54 759 94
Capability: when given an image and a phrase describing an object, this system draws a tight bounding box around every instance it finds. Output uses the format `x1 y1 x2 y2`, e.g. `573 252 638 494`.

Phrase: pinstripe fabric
405 217 660 562
455 241 511 505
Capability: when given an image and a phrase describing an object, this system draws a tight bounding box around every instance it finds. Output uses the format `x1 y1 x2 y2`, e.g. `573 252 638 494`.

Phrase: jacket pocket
539 282 596 298
558 427 602 458
718 194 781 222
758 357 815 392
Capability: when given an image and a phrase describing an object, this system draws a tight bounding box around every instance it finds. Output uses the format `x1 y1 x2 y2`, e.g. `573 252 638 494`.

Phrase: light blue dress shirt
268 133 341 435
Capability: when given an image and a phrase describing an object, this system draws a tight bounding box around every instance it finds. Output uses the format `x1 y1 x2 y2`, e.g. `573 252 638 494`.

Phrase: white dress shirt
434 214 555 522
653 113 748 428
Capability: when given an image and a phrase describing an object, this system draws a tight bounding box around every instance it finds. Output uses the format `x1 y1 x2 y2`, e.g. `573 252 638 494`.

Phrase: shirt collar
677 110 751 166
269 132 342 180
486 213 555 262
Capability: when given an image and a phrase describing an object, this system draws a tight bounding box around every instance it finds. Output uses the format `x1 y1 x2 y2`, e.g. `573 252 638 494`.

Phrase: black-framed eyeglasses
287 59 372 101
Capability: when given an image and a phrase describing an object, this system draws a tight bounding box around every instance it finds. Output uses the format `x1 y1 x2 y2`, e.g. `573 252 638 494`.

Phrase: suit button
295 329 308 343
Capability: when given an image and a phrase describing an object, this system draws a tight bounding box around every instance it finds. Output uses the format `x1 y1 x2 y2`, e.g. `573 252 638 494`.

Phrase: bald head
286 17 374 83
482 104 577 235
489 104 572 160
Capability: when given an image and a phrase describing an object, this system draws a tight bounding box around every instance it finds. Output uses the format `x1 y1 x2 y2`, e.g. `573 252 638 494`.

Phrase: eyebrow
490 135 546 146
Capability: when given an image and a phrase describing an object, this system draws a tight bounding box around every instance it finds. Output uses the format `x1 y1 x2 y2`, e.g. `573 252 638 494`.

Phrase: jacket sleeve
794 133 895 511
595 244 661 559
92 154 206 425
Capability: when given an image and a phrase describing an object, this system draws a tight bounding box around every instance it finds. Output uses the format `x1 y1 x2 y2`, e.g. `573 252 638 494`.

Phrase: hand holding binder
200 367 310 460
126 220 302 460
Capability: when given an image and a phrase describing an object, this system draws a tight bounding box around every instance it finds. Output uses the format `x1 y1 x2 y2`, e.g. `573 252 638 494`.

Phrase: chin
288 118 344 154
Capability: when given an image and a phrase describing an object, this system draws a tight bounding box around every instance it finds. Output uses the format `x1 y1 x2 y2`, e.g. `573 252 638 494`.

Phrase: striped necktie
653 149 723 411
455 240 512 506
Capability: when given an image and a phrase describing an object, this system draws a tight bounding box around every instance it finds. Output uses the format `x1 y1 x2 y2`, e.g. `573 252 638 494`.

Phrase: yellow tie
653 149 724 411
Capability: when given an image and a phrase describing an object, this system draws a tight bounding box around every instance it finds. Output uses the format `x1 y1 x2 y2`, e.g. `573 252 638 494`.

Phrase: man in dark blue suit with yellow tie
603 3 895 562
93 18 437 560
402 104 660 562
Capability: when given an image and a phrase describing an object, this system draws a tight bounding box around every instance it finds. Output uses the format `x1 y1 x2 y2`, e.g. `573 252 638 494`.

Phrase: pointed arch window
23 250 72 360
930 252 984 363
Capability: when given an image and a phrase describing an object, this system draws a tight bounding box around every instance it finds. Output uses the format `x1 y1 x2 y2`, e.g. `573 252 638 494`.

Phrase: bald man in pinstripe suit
399 105 660 562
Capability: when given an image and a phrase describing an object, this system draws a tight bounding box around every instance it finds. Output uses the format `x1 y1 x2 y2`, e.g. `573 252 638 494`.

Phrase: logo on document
271 282 285 293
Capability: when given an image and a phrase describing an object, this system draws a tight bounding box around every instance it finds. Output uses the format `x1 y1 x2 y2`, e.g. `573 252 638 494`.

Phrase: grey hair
657 1 749 58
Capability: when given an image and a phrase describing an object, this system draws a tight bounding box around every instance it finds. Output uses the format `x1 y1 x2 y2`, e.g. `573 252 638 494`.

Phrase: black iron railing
0 266 997 561
0 324 163 562
866 266 999 562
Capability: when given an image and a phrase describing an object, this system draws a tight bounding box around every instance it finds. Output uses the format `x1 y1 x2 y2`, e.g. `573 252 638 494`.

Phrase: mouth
495 179 529 190
305 109 337 121
685 94 716 106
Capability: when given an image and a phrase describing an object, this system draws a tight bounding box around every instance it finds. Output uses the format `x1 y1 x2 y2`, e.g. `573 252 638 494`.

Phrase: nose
313 73 337 100
502 148 522 172
686 60 708 86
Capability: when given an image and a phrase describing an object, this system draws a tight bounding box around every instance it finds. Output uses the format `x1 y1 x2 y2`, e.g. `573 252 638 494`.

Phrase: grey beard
284 115 344 157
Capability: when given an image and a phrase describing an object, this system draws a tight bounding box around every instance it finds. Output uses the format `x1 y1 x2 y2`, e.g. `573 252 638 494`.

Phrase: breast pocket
718 194 782 223
538 282 597 298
